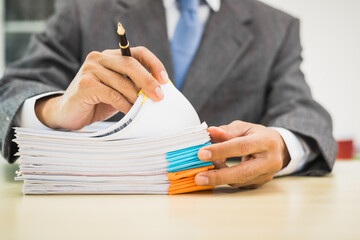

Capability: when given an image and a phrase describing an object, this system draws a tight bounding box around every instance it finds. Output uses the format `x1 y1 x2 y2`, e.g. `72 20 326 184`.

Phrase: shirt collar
162 0 221 12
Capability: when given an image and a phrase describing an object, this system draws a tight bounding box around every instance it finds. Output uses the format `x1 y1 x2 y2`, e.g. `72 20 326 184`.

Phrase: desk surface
1 159 360 240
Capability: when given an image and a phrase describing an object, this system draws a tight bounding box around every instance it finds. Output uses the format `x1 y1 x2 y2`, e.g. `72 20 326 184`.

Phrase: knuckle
120 80 131 91
147 58 158 70
233 120 242 125
109 89 123 103
87 51 101 60
143 74 157 89
134 46 151 64
231 120 241 128
122 56 138 69
102 49 113 55
82 63 97 72
136 46 148 55
120 77 134 91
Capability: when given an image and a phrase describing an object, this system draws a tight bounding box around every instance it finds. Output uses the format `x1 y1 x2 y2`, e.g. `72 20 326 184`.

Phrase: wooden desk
1 159 360 240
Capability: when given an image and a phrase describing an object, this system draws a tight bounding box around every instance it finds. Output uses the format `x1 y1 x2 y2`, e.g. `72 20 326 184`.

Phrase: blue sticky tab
169 156 199 165
167 149 200 161
168 162 213 173
166 143 211 173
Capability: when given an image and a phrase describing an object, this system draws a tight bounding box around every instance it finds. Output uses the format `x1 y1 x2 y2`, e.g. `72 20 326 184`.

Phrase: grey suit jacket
0 0 337 175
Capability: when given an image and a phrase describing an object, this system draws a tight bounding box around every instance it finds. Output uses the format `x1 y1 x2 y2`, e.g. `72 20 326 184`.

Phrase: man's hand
35 47 169 130
195 121 291 188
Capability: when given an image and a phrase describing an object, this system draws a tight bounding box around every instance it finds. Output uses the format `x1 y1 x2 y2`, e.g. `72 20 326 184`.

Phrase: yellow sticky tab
138 90 145 96
142 95 148 104
137 90 148 104
137 79 173 105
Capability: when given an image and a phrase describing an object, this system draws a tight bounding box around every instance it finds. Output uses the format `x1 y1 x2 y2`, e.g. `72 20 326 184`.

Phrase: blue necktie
171 0 203 90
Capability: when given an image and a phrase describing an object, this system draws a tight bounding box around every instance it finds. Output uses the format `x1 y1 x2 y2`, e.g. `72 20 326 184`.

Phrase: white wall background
262 0 360 150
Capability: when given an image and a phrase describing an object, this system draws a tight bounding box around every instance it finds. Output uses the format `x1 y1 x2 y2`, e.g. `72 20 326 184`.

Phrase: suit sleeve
0 0 81 163
260 18 337 176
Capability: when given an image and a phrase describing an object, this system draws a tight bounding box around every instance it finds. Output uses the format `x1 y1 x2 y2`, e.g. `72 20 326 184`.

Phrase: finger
101 48 169 84
195 158 272 186
207 121 257 143
213 159 228 169
88 51 164 102
220 120 255 137
198 135 265 161
92 69 139 103
101 49 121 56
92 81 132 114
207 126 234 142
131 46 169 84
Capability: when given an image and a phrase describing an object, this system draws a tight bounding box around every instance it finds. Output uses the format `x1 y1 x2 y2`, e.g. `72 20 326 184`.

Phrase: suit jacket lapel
182 0 254 112
113 0 174 79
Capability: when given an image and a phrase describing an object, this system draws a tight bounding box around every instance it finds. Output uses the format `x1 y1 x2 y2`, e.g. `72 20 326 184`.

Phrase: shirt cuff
17 91 64 129
271 127 308 176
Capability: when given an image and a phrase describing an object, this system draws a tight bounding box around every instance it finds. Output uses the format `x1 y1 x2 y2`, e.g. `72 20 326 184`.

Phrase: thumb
208 121 254 142
195 167 234 186
207 126 234 142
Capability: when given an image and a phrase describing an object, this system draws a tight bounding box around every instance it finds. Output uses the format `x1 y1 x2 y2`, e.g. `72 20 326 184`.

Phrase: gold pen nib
117 22 125 35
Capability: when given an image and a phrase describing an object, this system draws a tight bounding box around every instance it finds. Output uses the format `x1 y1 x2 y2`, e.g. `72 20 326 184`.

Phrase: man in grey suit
0 0 337 188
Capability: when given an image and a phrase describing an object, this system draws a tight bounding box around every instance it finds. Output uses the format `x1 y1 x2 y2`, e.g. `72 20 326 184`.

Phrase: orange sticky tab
169 186 214 195
167 165 214 181
171 176 195 183
169 181 197 192
170 177 195 188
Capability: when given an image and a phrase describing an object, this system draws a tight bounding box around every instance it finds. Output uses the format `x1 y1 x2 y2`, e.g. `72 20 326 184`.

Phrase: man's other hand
195 121 291 188
35 47 169 130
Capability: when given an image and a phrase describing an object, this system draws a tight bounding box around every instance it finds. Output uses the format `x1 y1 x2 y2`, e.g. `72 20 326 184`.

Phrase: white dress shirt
16 0 309 176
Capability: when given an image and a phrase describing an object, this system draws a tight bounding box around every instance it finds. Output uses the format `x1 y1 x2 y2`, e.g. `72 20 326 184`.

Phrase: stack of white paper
14 83 214 194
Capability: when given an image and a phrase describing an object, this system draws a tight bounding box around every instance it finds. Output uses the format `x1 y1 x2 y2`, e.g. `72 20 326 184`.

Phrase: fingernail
155 86 164 100
160 70 169 84
198 150 212 160
195 175 209 186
